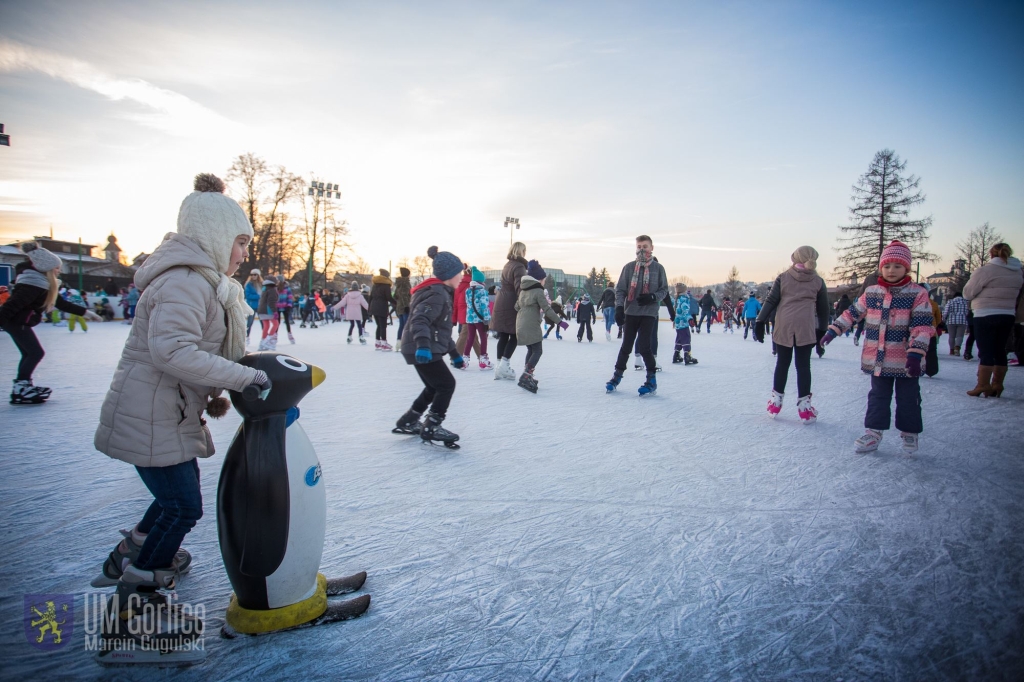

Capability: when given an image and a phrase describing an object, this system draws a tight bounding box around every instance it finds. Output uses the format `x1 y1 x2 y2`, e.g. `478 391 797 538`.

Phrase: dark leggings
4 325 45 381
973 315 1015 366
496 332 518 360
348 320 364 337
374 314 388 341
773 343 814 397
411 360 457 418
134 459 203 570
524 342 543 372
277 308 292 334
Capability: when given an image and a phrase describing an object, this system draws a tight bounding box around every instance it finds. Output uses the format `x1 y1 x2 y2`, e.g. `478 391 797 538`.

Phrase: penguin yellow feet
222 573 370 638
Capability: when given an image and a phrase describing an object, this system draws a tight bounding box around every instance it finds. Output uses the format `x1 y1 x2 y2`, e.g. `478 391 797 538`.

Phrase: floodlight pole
503 216 520 246
306 179 339 292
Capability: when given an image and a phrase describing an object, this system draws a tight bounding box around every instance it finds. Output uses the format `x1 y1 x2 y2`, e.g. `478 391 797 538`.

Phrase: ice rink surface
2 318 1022 680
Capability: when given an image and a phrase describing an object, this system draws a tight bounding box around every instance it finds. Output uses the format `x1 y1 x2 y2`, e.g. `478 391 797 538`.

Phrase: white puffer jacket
963 257 1024 318
94 234 258 468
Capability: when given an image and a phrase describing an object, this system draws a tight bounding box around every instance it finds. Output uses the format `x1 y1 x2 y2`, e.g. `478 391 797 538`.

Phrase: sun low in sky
1 0 1021 284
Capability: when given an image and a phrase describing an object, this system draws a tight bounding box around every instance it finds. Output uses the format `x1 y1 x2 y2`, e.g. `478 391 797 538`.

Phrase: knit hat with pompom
879 240 912 271
527 259 547 281
177 173 253 274
428 246 463 281
22 243 62 272
175 173 253 362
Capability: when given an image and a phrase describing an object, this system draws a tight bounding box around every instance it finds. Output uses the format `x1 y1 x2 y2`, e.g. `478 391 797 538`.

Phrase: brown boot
991 366 1007 397
967 365 994 397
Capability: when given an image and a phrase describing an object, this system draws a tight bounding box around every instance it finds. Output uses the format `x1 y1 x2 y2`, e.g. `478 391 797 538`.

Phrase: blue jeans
603 307 615 332
246 314 256 336
865 376 922 434
397 313 409 340
134 459 203 570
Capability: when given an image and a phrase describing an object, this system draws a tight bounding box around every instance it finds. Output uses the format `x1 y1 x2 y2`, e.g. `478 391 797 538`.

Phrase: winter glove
241 371 272 401
415 347 433 364
614 306 625 326
753 321 766 343
905 354 923 378
450 354 466 369
820 329 837 346
558 321 569 330
637 293 657 306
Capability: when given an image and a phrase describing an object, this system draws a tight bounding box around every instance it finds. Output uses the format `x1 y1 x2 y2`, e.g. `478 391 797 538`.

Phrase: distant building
1 233 141 292
926 258 967 304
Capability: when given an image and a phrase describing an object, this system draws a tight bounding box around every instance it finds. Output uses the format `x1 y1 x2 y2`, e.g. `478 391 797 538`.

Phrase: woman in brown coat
490 241 528 379
755 245 830 423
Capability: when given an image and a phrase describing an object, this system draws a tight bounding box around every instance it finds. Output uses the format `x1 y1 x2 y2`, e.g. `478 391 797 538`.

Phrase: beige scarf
193 267 251 361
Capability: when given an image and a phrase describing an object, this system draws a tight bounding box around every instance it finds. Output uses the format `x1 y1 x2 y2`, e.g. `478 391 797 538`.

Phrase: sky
1 0 1022 284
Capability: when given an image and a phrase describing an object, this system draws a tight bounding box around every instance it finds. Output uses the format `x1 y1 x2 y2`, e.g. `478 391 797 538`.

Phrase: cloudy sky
1 0 1021 283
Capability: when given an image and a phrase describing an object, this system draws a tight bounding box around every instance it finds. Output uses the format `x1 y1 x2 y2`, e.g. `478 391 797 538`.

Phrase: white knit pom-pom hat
176 173 253 273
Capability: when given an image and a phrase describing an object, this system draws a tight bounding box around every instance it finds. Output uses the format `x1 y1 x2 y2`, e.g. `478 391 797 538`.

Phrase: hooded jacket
368 274 397 317
515 275 562 346
453 272 473 324
94 233 260 468
674 294 691 330
576 298 596 324
335 289 369 321
756 266 830 348
256 282 278 317
401 278 457 363
465 281 491 324
0 269 87 329
394 274 412 314
828 278 935 378
963 257 1024 317
490 257 528 334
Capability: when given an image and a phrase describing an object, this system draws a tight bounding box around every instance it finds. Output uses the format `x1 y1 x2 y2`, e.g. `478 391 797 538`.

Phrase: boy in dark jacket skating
576 294 597 342
395 246 467 446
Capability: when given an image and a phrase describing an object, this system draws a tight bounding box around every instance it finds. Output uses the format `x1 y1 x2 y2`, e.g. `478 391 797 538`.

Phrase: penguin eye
276 356 308 372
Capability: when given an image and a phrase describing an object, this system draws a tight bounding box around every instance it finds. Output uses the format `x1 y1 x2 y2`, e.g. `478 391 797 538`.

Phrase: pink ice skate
767 390 783 419
796 394 817 424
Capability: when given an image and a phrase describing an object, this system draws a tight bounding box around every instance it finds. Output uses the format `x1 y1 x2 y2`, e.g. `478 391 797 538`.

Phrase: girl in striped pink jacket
822 241 935 454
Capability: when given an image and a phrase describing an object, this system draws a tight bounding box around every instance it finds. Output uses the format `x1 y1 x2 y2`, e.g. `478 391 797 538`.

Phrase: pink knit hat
879 240 912 270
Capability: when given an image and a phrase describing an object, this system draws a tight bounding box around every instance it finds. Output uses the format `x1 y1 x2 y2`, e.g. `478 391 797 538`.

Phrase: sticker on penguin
218 351 370 637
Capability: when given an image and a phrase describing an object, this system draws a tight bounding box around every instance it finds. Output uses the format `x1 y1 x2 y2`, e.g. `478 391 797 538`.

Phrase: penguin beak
311 365 326 388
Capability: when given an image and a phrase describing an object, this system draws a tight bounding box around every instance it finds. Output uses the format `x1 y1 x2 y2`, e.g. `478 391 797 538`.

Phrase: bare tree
226 152 268 232
955 222 1004 274
347 256 372 275
833 149 935 282
411 255 432 280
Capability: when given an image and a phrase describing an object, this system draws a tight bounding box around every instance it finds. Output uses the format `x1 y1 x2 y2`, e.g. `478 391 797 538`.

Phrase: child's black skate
419 412 460 449
684 352 698 365
517 372 538 393
392 409 422 435
605 371 623 393
672 351 683 364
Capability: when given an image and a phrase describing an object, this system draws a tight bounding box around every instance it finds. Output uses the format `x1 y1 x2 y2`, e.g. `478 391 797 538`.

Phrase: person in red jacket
452 265 481 367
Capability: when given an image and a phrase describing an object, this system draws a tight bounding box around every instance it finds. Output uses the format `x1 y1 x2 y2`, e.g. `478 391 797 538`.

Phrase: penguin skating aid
217 352 370 637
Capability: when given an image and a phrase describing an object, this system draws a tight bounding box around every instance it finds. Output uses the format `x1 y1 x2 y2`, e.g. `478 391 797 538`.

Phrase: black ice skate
672 351 683 364
684 352 698 365
517 372 538 393
419 412 460 449
10 380 50 405
392 409 423 435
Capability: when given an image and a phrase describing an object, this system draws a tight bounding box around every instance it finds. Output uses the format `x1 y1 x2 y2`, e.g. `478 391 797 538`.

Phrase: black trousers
496 332 518 360
616 315 656 374
524 342 543 371
865 375 922 433
3 324 45 381
925 336 939 377
577 320 593 341
773 343 813 397
411 360 457 418
348 320 364 336
974 314 1015 366
373 314 388 341
634 320 660 357
277 307 292 334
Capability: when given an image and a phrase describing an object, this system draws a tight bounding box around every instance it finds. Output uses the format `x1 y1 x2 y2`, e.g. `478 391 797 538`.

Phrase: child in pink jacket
333 281 369 345
822 241 935 454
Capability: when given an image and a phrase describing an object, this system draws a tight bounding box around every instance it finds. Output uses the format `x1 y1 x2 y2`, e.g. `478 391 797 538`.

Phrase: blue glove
451 354 466 369
821 329 837 346
905 354 923 378
415 347 433 364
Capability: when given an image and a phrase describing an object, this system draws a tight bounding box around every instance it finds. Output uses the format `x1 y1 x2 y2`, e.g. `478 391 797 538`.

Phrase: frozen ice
2 319 1022 679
